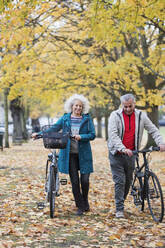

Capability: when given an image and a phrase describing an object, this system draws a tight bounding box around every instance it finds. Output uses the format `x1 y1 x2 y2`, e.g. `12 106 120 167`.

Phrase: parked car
158 119 165 127
0 123 32 136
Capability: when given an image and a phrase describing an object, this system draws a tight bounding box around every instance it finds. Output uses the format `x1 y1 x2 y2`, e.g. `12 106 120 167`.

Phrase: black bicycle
131 146 164 222
35 125 69 218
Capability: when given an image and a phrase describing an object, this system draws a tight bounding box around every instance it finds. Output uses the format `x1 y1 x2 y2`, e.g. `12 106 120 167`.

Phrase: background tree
77 0 165 145
0 0 164 147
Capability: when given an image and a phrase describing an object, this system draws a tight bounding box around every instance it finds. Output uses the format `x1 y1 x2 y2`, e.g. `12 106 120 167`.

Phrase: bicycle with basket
131 146 164 222
35 125 69 218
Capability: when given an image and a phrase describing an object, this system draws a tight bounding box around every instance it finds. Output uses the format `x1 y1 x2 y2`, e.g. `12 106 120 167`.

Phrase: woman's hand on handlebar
74 135 81 141
31 132 40 139
71 134 81 141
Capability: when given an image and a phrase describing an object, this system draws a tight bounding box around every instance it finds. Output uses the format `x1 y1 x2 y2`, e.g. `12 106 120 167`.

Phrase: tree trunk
4 89 9 148
47 114 51 125
10 99 23 145
145 106 159 148
32 118 41 132
104 114 109 141
97 116 102 138
22 107 29 140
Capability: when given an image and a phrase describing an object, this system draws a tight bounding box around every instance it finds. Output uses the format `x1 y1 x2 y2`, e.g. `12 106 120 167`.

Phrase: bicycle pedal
60 178 67 185
37 202 45 209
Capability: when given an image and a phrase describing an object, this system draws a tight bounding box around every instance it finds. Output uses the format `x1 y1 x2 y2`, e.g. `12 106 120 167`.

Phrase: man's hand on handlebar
159 144 165 152
121 145 165 156
122 148 133 157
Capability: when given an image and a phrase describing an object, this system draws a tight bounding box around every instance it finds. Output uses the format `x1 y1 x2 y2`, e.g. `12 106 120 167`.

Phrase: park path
0 138 165 248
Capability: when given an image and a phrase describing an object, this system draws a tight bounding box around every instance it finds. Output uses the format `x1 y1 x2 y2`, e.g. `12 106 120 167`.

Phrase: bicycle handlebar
32 130 80 144
32 132 74 140
132 146 160 155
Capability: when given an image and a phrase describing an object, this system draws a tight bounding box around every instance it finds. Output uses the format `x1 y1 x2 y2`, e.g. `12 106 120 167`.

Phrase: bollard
0 131 4 151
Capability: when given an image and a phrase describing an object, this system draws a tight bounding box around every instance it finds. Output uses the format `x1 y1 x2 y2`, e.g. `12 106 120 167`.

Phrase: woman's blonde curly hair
64 94 90 114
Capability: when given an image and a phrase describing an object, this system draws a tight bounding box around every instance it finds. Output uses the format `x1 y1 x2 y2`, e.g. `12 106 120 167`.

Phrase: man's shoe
116 211 124 218
85 206 90 212
76 208 84 216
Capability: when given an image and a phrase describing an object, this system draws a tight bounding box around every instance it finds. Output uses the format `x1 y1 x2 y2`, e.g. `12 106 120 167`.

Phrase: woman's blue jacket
44 113 96 174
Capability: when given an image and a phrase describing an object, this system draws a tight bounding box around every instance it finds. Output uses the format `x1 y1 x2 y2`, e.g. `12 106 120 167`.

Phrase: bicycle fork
45 158 67 201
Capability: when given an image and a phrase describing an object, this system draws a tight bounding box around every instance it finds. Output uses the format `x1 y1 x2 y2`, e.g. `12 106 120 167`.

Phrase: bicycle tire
49 166 56 218
147 171 164 222
131 175 144 211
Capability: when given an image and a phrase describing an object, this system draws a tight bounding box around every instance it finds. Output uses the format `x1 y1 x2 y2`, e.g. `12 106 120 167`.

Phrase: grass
160 127 165 138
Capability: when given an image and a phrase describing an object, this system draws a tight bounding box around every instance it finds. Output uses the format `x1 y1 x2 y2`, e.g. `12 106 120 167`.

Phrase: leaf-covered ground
0 138 165 248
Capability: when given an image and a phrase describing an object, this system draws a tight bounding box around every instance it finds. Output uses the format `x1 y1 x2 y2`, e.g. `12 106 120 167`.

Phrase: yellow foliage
0 0 164 118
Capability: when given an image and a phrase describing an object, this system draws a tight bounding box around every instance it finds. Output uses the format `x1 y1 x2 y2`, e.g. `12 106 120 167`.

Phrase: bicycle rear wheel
49 166 56 218
147 172 164 222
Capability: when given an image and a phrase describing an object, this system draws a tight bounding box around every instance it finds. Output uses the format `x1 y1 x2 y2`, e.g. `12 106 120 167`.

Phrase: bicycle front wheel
49 166 56 218
131 175 144 211
147 172 164 222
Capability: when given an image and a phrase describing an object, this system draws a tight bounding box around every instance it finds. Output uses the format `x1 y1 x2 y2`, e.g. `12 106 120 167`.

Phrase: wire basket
42 125 69 149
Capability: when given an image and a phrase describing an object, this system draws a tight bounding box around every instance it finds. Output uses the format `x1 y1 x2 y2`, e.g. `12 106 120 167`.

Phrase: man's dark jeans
69 153 90 211
109 152 135 211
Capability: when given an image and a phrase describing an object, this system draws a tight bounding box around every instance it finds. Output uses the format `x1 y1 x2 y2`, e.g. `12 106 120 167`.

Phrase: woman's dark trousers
69 154 90 211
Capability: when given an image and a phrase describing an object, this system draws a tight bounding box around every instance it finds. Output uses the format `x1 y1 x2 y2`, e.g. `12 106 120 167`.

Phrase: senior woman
32 94 96 216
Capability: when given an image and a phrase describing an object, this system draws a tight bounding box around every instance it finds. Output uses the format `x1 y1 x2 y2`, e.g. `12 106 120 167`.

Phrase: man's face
122 98 135 115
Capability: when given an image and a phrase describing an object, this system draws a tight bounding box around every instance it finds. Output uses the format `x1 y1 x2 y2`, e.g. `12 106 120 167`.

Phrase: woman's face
72 100 83 116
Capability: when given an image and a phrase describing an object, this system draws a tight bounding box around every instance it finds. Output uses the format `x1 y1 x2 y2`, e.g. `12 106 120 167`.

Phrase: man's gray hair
120 94 136 104
64 94 90 114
